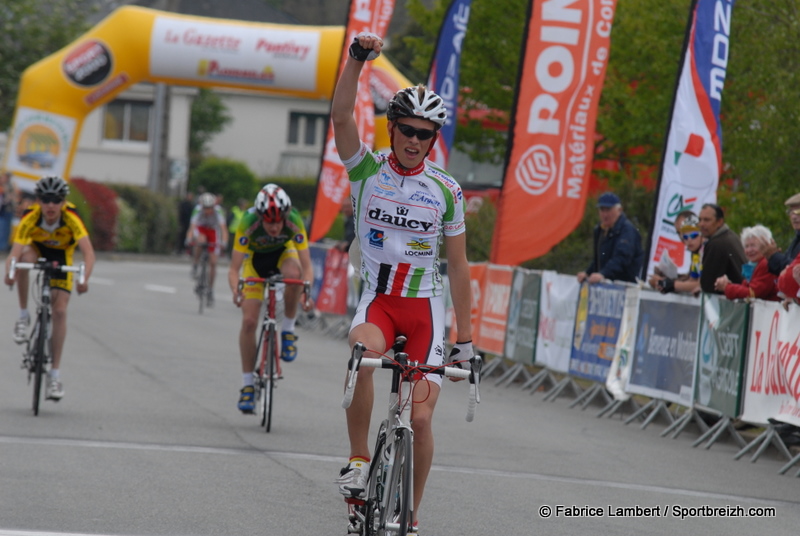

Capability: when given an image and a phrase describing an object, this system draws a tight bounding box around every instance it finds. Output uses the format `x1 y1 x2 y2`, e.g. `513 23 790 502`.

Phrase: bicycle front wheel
197 258 208 314
264 325 277 433
31 315 48 416
380 428 413 536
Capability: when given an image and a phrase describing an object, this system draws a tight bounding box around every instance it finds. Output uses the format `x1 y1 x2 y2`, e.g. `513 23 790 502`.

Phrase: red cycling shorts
350 290 446 386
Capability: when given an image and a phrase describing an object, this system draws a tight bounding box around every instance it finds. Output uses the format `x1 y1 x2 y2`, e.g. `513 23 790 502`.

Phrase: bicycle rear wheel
264 324 277 433
31 315 48 416
197 256 208 314
380 428 413 536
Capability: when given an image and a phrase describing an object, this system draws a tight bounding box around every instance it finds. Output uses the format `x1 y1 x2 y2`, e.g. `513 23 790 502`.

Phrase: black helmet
35 176 69 199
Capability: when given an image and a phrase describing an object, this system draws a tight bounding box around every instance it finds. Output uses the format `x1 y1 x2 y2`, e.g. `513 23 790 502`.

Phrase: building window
104 100 152 142
288 112 327 147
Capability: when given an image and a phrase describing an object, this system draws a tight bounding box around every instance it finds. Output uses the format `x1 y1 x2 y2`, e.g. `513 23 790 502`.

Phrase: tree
395 0 800 267
0 0 95 131
188 157 258 208
188 88 232 170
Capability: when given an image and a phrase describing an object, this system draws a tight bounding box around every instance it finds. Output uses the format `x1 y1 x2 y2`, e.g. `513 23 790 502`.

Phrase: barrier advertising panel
535 271 579 373
316 247 350 315
569 282 626 383
504 268 541 365
474 264 513 355
740 300 800 427
694 294 748 417
627 291 700 405
448 262 487 344
606 285 640 401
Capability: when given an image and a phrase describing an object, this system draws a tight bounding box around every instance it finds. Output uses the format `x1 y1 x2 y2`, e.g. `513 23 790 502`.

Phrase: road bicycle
342 336 482 536
239 274 310 432
8 257 85 416
192 241 218 314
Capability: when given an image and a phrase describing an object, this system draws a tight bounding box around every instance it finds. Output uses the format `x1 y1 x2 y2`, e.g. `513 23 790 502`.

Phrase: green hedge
108 184 177 254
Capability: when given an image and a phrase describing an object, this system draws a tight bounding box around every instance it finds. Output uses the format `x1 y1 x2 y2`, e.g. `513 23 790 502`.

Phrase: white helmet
386 84 447 129
254 184 291 223
199 192 216 208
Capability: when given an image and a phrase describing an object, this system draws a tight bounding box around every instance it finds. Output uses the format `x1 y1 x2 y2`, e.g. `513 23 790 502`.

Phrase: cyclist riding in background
227 184 314 413
186 192 228 306
331 33 474 535
3 175 95 401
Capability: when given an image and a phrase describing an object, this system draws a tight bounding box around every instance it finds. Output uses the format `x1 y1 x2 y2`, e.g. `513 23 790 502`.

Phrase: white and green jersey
190 204 226 230
344 142 466 298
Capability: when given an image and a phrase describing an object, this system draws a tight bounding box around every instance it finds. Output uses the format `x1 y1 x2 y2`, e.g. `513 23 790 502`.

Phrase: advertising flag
426 0 472 168
309 0 395 242
490 0 617 266
644 0 735 277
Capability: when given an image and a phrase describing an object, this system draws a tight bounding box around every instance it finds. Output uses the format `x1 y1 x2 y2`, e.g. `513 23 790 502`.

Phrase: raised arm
331 33 384 162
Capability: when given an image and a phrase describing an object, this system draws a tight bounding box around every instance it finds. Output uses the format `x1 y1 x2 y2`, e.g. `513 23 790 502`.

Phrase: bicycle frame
9 257 85 416
239 274 310 432
342 339 482 535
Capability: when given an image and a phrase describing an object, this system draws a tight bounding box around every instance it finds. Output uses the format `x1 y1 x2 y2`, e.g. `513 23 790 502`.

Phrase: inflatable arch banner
2 5 410 189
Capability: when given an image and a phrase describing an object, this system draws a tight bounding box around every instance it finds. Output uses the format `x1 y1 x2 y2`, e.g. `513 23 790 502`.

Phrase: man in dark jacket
697 203 746 294
762 192 800 276
577 192 644 284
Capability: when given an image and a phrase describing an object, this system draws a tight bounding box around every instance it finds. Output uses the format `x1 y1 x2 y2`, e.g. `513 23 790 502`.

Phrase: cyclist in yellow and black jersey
4 176 95 402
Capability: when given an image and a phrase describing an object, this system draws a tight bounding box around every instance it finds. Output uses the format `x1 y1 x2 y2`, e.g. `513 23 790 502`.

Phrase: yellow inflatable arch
2 5 409 188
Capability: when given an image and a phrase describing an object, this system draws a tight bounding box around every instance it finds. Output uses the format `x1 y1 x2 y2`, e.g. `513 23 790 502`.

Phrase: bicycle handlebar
238 276 312 308
8 258 86 285
342 343 482 422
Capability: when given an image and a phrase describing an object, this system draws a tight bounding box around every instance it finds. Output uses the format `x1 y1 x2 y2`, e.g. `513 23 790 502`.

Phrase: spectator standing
697 203 746 294
335 196 356 252
176 191 194 254
577 192 644 284
762 192 800 276
777 253 800 305
714 224 778 301
0 171 18 251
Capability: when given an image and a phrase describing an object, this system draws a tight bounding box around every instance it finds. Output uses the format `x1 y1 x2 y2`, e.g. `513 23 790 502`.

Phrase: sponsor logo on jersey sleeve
294 233 305 244
239 237 249 246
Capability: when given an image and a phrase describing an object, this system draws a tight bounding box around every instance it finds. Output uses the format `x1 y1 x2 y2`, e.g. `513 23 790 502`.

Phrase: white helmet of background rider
198 192 216 208
386 84 447 130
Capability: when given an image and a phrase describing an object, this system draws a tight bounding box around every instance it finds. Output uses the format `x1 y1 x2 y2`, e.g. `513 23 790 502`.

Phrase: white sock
242 373 254 387
282 316 296 333
49 369 60 380
19 309 30 320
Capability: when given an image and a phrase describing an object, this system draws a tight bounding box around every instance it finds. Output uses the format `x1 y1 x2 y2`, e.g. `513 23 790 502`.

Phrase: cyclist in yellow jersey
4 176 95 401
228 184 314 413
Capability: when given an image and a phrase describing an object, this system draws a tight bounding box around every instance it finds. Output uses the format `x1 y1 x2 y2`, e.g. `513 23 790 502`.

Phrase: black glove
349 32 381 62
658 277 675 294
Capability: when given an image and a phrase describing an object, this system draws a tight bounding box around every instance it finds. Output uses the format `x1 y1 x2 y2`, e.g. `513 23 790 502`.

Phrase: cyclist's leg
205 229 219 289
49 287 71 371
16 246 39 310
410 382 440 525
276 247 302 361
239 297 262 376
403 294 446 527
346 292 394 458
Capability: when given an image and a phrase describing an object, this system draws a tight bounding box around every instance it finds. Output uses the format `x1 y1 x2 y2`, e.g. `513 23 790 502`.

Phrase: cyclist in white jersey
331 33 474 535
186 192 229 305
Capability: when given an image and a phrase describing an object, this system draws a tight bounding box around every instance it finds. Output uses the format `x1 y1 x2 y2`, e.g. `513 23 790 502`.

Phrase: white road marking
0 435 796 508
143 284 176 294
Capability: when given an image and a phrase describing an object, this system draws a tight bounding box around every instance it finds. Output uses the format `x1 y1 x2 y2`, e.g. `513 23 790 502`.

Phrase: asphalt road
1 258 798 536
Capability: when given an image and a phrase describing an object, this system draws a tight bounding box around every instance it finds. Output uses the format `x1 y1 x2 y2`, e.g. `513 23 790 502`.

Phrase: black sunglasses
395 123 436 141
38 194 64 205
